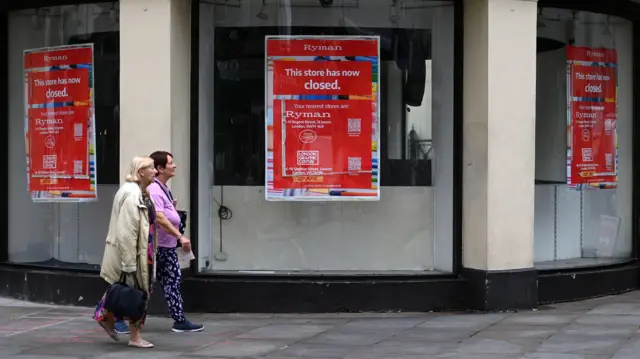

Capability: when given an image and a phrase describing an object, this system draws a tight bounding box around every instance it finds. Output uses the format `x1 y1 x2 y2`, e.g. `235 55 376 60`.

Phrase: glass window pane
198 0 456 273
534 8 633 269
7 3 120 266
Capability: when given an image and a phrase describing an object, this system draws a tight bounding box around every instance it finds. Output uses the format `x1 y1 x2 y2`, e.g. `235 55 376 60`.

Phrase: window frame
534 0 640 268
189 0 465 276
0 0 121 267
210 26 438 187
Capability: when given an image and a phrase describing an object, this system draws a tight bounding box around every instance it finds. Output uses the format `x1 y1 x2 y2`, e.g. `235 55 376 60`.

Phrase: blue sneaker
172 320 203 333
114 320 130 334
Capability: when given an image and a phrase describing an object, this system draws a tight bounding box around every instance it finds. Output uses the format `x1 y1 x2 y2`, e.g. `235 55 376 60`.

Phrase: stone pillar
462 0 538 310
119 0 192 232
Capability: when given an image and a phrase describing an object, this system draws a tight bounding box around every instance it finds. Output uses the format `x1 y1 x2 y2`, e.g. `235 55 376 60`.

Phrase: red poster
28 177 92 192
273 100 373 189
570 102 616 183
267 39 378 57
24 45 96 201
567 46 617 186
273 61 372 96
570 65 616 100
28 69 90 104
24 47 93 68
28 107 88 178
266 36 380 200
567 46 617 64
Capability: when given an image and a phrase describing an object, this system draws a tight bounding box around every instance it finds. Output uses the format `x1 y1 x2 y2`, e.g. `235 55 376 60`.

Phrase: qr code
43 155 56 169
582 148 593 162
74 123 83 138
297 150 319 166
74 160 83 174
348 118 361 135
348 157 361 172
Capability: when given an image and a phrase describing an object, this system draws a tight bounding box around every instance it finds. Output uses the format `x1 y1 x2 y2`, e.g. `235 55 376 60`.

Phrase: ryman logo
303 44 343 52
43 55 68 62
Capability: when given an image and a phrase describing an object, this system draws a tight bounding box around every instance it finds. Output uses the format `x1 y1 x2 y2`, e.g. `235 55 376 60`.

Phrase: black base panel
0 265 466 313
461 267 538 311
180 276 466 313
0 266 107 306
3 263 639 313
538 261 640 304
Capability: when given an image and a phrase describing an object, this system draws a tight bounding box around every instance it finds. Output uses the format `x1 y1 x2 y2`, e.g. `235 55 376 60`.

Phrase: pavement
1 293 640 358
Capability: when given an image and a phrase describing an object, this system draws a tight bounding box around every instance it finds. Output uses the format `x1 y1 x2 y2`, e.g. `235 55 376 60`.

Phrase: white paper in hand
177 247 195 269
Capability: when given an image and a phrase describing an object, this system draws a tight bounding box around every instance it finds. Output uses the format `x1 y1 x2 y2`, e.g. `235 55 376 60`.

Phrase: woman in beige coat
93 156 158 348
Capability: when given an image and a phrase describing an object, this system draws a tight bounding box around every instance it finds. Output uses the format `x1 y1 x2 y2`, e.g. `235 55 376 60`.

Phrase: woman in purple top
114 151 203 334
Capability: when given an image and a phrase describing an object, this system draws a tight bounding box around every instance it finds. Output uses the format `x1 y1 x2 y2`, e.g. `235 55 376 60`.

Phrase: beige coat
100 182 157 294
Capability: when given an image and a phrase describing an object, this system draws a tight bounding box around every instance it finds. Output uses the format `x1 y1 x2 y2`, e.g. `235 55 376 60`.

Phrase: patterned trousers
157 247 186 323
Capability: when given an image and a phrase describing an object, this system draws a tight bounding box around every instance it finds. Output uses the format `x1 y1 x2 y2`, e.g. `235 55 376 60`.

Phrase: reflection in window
7 3 120 267
199 1 456 273
213 27 434 186
69 30 120 185
534 8 633 269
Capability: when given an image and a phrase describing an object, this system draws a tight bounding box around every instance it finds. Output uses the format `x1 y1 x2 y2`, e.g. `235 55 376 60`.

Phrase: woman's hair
124 156 154 183
149 150 173 171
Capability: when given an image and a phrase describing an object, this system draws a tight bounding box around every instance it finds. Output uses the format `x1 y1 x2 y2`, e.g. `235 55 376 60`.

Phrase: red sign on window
567 46 618 186
265 36 380 201
24 45 97 201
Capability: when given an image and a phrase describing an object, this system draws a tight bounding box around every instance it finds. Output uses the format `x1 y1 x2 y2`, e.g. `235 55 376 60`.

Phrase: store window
197 0 456 273
534 8 633 269
7 3 119 267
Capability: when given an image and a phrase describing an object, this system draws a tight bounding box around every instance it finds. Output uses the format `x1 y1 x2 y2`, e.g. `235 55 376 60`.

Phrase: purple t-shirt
148 181 181 248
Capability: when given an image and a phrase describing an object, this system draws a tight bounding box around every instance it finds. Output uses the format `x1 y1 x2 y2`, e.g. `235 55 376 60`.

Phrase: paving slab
392 326 479 342
189 338 287 357
0 292 639 357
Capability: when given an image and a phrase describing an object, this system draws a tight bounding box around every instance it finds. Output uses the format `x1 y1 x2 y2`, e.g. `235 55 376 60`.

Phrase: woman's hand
179 236 191 252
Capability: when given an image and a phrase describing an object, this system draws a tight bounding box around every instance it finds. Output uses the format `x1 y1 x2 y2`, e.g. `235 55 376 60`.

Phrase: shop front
0 0 638 313
533 1 640 302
